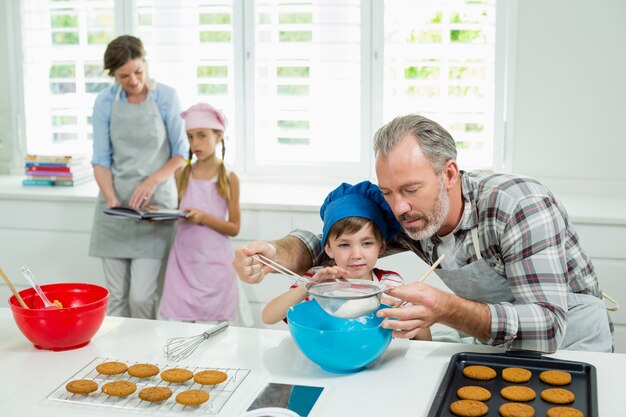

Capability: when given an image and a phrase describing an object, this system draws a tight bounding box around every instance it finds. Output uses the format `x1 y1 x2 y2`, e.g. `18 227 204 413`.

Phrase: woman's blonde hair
177 131 231 204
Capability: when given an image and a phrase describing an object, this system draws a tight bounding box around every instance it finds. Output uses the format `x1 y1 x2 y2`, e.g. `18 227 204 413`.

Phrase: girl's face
324 222 385 280
114 58 146 96
187 128 222 161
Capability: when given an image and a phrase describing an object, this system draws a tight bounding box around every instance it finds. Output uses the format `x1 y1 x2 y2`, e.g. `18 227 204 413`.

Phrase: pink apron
159 174 237 321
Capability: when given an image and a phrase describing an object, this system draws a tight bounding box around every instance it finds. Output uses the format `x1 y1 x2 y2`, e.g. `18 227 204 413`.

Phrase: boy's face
324 222 385 280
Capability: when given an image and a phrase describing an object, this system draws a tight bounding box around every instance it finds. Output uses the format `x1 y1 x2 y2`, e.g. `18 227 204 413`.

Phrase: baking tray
427 351 597 417
45 356 250 415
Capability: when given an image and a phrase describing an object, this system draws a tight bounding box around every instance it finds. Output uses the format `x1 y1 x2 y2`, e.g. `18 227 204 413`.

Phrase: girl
159 103 241 322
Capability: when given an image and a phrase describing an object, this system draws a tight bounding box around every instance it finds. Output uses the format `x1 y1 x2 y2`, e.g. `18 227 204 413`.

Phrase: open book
103 207 188 221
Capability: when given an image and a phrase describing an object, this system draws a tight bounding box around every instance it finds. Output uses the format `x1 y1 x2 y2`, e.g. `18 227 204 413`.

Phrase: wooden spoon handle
0 267 28 309
418 254 446 283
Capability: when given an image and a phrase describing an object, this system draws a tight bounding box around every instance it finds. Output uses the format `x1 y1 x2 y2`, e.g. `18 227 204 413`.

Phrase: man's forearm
272 236 313 275
440 292 492 342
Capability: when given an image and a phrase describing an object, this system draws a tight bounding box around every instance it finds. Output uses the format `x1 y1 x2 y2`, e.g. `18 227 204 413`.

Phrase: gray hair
373 114 457 172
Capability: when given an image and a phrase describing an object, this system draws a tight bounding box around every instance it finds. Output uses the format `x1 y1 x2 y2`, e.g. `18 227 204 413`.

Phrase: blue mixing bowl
287 300 392 373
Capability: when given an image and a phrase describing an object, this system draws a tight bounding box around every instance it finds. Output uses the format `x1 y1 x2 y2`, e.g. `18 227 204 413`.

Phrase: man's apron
89 85 176 259
433 228 613 352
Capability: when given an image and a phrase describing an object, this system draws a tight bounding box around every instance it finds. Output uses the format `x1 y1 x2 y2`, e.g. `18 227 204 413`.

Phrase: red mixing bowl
9 282 109 351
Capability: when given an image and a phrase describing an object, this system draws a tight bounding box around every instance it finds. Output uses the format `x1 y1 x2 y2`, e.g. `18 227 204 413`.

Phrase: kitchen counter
0 308 624 416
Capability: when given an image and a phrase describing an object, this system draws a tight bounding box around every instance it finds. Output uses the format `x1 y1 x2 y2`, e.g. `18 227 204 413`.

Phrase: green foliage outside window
200 31 231 42
197 66 228 78
278 120 309 129
279 31 312 42
276 67 309 78
199 13 231 24
51 14 78 28
404 66 440 80
279 13 312 24
50 64 75 78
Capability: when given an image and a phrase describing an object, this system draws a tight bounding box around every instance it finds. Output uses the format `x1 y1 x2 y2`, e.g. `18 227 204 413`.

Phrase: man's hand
376 281 447 339
233 241 278 284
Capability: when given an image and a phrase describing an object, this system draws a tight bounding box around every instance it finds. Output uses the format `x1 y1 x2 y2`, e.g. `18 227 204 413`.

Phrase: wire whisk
163 322 229 361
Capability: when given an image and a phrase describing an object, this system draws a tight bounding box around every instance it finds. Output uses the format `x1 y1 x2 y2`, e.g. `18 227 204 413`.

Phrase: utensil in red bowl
9 282 109 351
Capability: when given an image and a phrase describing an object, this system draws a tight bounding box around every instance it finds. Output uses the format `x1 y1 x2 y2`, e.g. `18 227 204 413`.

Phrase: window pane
253 0 362 168
21 0 114 155
137 0 236 164
383 0 496 169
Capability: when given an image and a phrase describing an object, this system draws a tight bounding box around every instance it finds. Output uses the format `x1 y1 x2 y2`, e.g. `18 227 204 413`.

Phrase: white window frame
5 0 515 182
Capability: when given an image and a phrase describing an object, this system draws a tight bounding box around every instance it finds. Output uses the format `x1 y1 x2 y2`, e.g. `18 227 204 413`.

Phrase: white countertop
0 307 624 416
1 175 625 224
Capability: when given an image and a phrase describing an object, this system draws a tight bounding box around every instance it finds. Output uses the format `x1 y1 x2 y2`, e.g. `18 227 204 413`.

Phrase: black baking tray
427 351 597 417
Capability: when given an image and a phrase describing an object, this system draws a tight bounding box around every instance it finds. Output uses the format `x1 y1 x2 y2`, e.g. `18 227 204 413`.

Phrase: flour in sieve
332 297 380 318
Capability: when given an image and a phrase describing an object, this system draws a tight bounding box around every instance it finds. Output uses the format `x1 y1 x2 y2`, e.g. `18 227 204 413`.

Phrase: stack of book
22 155 92 187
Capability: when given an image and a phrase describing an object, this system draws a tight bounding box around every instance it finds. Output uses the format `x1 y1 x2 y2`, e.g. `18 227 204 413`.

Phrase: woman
89 35 188 319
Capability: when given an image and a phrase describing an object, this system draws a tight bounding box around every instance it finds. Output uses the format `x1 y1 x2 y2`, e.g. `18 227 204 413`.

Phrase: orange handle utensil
0 266 28 309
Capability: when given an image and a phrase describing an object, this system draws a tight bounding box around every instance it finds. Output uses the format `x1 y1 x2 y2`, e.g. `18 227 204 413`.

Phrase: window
15 0 499 181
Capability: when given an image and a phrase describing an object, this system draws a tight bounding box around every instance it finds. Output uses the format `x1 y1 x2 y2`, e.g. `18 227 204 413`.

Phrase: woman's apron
159 175 238 321
433 228 613 352
89 85 177 259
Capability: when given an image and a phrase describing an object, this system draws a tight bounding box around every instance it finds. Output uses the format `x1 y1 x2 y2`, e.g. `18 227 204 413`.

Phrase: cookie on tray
66 379 98 395
161 368 194 383
499 402 535 417
96 361 128 375
138 386 173 402
500 386 536 402
449 399 489 417
176 389 210 406
194 370 228 385
546 406 584 417
540 370 572 386
128 363 160 378
541 388 575 404
456 386 492 401
101 380 137 397
502 367 532 383
462 365 497 380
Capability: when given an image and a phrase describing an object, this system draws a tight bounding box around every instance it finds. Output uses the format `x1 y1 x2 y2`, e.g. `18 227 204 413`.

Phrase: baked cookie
101 380 137 397
502 367 532 383
66 379 98 394
462 365 497 381
499 402 535 417
546 406 584 417
161 368 194 383
194 370 228 385
500 386 536 402
128 363 160 378
456 386 492 401
540 370 572 386
449 399 489 417
175 389 210 406
541 388 575 404
138 386 173 402
96 361 128 375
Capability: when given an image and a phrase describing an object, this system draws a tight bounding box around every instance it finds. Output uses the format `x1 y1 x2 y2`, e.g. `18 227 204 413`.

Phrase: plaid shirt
290 171 607 352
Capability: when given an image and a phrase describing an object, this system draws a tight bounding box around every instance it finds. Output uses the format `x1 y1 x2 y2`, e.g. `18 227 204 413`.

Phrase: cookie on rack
101 380 137 397
499 402 535 417
540 370 572 386
449 399 489 417
128 363 160 378
502 367 532 383
541 388 575 404
176 389 210 406
456 386 492 401
161 368 194 383
95 361 128 375
546 406 584 417
500 386 536 402
65 379 98 395
462 365 497 381
138 386 173 402
194 370 228 385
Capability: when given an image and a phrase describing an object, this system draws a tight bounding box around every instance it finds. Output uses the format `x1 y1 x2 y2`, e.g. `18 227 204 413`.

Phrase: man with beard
233 114 614 353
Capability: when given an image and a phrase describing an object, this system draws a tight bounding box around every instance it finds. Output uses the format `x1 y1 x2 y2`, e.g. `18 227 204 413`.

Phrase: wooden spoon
0 266 28 309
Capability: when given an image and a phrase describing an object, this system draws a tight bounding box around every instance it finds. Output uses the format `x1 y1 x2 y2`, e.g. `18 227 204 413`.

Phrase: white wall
511 0 626 183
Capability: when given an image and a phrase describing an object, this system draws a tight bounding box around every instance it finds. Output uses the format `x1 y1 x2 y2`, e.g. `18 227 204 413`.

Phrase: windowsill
1 175 625 225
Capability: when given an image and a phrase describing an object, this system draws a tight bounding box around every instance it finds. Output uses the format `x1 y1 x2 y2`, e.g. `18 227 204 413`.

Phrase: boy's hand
309 266 350 284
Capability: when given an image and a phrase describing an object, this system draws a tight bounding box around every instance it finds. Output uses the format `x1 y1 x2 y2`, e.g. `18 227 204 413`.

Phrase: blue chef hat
320 180 401 246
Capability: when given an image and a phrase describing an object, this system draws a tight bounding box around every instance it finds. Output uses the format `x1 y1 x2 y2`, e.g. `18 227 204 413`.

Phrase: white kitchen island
0 307 623 416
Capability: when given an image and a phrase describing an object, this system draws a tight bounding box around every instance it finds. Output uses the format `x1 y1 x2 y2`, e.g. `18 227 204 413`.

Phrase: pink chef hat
180 103 228 131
